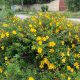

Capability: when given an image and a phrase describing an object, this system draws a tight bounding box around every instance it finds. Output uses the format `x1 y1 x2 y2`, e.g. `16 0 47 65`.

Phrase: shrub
0 12 80 80
41 5 48 12
66 0 80 12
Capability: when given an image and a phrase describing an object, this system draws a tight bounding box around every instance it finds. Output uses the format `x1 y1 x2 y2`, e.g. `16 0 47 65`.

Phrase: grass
70 12 80 18
61 11 80 18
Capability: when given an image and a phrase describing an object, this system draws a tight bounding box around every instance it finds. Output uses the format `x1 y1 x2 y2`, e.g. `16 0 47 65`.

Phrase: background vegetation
66 0 80 12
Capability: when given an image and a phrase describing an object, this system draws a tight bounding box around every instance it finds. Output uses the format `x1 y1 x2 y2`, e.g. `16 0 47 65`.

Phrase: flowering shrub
0 12 80 80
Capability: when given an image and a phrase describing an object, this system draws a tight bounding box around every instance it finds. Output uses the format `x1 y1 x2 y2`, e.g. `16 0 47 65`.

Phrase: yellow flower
74 62 79 69
67 53 70 56
61 41 64 45
39 61 44 69
59 26 63 30
56 22 59 26
1 46 4 50
31 16 36 21
39 12 42 16
0 67 3 73
45 14 49 19
67 48 70 52
4 56 8 61
30 28 36 33
67 66 73 72
67 48 70 56
77 54 80 58
48 41 56 47
36 36 42 41
49 49 54 53
43 58 49 64
46 36 49 39
75 35 78 38
48 63 55 70
62 58 66 63
39 64 44 69
76 65 79 69
12 30 17 35
1 33 5 39
61 52 65 57
67 76 71 80
50 22 53 26
67 66 71 71
28 76 35 80
55 29 59 33
37 47 42 53
3 23 9 27
42 37 47 41
74 62 78 66
72 44 75 48
71 68 74 72
29 24 32 27
38 41 42 45
39 21 42 25
5 32 9 37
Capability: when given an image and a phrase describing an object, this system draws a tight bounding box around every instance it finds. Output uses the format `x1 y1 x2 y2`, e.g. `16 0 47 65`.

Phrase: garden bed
0 12 80 80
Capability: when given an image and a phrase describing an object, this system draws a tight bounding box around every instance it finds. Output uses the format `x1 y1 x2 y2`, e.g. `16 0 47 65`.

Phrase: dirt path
67 18 80 22
15 14 30 19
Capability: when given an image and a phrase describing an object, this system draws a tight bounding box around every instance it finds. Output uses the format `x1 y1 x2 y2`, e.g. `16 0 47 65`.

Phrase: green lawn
61 11 80 18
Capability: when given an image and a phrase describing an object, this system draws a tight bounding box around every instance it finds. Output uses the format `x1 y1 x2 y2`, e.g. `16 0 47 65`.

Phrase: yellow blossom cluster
67 66 74 72
0 67 3 73
40 58 56 70
0 12 80 80
28 76 35 80
0 30 17 39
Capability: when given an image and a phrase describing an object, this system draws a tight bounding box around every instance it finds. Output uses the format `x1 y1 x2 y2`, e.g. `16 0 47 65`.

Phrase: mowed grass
61 11 80 18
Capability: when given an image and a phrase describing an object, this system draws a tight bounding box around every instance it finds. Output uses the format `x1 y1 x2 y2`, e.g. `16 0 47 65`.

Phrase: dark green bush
41 5 48 12
66 0 80 12
0 12 80 80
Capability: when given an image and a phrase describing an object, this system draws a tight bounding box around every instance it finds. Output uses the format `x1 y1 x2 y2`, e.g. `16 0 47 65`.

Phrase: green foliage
0 9 14 21
5 0 21 5
0 0 5 5
0 12 80 80
66 0 80 12
41 5 48 12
